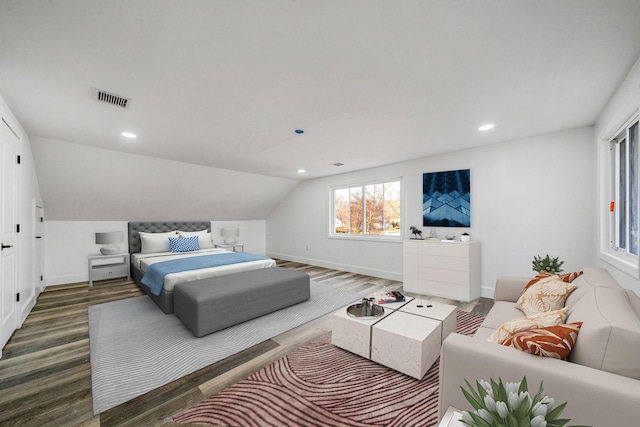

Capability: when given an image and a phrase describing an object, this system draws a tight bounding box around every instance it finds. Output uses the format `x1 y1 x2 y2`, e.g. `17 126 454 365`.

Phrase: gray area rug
88 281 368 415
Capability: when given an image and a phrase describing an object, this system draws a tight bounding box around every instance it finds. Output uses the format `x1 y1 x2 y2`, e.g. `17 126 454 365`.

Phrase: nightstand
88 253 130 286
215 243 244 252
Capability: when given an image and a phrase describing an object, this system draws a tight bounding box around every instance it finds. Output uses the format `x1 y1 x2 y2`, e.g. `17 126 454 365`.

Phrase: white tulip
479 379 493 396
461 411 474 424
496 401 509 418
484 394 497 412
505 381 521 395
532 402 548 418
508 391 528 411
477 409 494 424
531 414 548 427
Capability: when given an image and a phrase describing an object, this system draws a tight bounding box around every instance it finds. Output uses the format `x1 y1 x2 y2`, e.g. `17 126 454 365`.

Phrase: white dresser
402 239 480 302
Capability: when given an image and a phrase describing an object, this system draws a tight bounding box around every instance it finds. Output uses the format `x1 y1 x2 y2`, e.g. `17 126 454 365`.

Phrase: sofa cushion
479 301 525 330
566 287 640 379
487 308 568 345
625 289 640 316
515 275 576 316
565 267 621 308
502 322 582 360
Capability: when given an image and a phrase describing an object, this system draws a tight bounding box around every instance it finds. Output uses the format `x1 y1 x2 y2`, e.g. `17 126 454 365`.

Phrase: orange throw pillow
502 322 583 360
524 271 583 292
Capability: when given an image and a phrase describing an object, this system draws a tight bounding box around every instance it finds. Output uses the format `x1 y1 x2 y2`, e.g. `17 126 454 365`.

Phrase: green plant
532 254 564 274
460 376 589 427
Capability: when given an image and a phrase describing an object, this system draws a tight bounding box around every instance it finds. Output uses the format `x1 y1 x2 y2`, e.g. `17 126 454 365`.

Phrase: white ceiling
1 0 640 180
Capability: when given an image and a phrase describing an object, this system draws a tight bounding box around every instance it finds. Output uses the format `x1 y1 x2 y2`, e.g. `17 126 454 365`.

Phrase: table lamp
95 231 123 255
221 227 239 245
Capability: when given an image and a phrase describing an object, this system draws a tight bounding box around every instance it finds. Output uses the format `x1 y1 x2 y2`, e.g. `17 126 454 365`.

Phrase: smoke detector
93 88 130 109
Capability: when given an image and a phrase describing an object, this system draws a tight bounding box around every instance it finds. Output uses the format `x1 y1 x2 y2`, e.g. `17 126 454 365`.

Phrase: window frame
602 112 640 277
329 177 403 242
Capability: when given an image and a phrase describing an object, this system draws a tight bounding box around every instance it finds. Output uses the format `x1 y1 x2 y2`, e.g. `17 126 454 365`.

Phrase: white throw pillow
140 234 173 253
515 275 576 316
177 230 214 248
487 308 569 345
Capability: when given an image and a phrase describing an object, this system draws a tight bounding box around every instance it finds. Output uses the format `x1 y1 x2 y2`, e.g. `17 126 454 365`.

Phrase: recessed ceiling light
298 169 306 174
121 132 137 139
478 124 495 131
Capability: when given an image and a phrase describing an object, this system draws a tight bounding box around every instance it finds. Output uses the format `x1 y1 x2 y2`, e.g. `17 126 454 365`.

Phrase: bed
128 221 276 314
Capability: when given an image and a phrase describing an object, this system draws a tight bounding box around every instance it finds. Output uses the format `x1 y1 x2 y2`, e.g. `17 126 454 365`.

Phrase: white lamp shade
96 231 123 255
221 227 239 244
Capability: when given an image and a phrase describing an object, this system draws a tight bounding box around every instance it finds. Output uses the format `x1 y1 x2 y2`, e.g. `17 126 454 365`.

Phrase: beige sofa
438 267 640 426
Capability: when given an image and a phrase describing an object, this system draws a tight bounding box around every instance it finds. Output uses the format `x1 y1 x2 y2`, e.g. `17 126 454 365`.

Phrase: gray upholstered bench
173 267 310 337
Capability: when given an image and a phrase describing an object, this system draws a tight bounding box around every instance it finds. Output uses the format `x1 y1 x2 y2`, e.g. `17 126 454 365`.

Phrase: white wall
596 55 640 292
267 126 597 297
30 137 299 221
44 219 267 286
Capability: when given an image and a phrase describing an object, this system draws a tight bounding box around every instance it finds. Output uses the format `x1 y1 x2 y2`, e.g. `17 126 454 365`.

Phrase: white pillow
140 234 173 254
177 229 208 236
139 231 177 237
177 230 213 248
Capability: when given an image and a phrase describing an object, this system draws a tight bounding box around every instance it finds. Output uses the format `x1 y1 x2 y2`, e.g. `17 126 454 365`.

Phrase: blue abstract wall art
422 169 471 227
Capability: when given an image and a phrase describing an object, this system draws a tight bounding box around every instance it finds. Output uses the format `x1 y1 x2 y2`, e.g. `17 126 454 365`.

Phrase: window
332 179 401 239
609 115 639 260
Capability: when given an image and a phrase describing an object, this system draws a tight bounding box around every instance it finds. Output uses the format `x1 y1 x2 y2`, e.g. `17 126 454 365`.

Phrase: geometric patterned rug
172 311 485 426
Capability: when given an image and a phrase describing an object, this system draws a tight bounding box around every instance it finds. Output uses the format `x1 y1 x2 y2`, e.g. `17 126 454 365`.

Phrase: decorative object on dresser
221 226 239 244
403 239 481 302
95 231 123 255
410 226 423 239
460 232 470 242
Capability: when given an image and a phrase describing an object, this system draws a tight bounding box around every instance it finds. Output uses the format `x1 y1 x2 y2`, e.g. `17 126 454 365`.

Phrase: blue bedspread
140 252 271 296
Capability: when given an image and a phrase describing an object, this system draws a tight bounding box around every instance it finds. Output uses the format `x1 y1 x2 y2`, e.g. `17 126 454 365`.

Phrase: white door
0 118 19 356
35 204 44 294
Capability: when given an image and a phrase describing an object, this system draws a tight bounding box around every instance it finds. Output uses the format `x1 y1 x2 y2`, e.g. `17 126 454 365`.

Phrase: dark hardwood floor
0 260 493 426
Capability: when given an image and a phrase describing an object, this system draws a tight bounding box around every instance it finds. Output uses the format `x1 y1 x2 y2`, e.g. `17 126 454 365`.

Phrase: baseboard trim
266 252 402 282
45 274 87 287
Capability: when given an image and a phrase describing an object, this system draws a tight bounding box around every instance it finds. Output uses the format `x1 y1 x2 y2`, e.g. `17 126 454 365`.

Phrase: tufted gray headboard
127 221 211 254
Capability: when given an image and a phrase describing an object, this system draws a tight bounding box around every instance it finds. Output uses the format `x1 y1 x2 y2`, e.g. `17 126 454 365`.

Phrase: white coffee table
331 296 457 379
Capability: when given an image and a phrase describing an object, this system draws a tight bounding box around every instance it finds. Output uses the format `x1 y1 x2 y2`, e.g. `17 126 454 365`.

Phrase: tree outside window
333 180 401 237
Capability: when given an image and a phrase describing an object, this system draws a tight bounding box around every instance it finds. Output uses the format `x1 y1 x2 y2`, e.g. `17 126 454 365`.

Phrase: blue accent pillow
169 236 200 253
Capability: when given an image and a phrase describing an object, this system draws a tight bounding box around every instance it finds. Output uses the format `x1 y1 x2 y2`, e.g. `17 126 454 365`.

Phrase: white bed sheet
132 249 277 292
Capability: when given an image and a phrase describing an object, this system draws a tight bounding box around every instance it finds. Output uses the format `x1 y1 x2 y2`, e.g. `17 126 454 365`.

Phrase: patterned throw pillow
487 308 568 345
169 236 200 253
516 275 577 316
502 322 583 360
524 271 583 291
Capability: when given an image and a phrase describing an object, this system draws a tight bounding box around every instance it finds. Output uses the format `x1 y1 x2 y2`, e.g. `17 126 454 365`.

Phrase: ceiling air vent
93 88 130 109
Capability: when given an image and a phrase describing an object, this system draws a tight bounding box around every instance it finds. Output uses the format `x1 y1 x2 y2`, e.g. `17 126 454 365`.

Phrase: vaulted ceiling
2 0 640 180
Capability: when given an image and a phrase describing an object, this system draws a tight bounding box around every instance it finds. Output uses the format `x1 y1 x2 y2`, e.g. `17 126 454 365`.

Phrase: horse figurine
409 226 423 240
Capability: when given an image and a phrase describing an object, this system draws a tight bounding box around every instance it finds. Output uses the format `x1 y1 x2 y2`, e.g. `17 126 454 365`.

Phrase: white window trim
599 111 640 278
329 177 404 242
